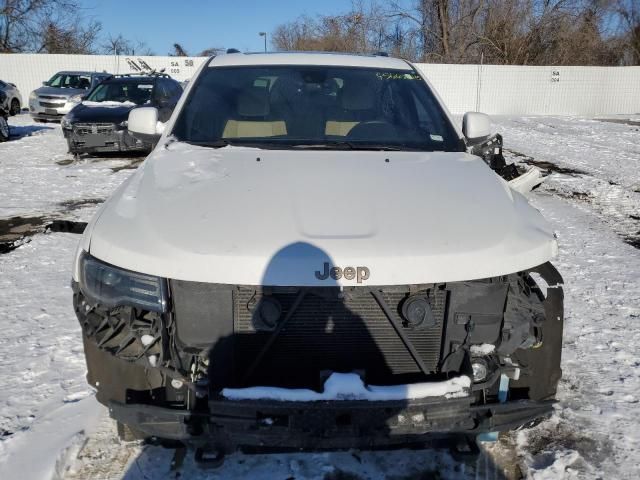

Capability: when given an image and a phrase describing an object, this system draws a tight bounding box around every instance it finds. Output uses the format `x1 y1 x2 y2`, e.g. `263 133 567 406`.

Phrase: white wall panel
0 54 208 103
415 63 640 115
1 54 639 116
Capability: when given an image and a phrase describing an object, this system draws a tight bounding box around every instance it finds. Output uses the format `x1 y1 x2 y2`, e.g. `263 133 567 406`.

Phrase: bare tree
102 33 153 56
614 0 640 64
170 42 188 56
199 47 225 56
39 17 100 53
272 0 635 65
1 0 98 52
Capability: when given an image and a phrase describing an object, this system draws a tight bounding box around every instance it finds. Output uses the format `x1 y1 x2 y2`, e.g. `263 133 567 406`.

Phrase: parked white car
0 79 22 116
72 52 564 460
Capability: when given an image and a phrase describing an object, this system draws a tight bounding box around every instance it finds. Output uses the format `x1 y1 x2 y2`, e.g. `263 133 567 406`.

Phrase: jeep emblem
315 262 370 283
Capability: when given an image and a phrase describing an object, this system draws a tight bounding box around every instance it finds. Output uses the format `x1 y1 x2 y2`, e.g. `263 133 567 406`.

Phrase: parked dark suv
62 72 182 155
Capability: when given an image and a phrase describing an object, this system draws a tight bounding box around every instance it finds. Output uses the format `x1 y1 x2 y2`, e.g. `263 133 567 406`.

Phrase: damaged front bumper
73 259 564 450
63 124 150 153
108 393 554 449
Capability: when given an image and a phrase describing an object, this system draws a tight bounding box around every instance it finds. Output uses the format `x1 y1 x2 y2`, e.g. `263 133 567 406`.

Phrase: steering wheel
346 120 396 140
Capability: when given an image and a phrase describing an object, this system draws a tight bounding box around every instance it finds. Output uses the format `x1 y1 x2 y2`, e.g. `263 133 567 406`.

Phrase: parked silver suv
29 71 111 122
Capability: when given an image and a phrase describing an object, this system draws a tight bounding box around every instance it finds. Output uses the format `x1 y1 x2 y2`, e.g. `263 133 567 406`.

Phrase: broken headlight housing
78 252 168 312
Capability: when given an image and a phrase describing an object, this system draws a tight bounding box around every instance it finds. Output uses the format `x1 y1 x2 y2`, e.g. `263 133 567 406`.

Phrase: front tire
9 99 20 116
0 116 9 141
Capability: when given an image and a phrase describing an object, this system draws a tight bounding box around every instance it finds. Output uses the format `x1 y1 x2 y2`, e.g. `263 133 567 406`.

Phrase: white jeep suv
72 52 563 458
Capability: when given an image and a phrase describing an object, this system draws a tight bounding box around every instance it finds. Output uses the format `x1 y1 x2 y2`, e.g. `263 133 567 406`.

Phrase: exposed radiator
233 286 446 388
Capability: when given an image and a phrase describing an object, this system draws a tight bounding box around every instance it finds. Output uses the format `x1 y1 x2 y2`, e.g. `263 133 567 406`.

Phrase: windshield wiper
182 140 411 151
183 140 236 148
291 142 405 151
183 140 291 149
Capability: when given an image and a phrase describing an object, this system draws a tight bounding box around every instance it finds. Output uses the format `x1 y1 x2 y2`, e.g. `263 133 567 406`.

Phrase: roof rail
241 50 396 59
107 70 172 80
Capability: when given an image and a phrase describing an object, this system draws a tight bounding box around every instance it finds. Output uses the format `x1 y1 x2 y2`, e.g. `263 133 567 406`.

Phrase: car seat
326 77 401 141
222 85 286 138
324 78 379 137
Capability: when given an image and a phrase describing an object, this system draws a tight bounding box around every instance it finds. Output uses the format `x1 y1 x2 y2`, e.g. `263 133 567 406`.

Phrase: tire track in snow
504 149 640 249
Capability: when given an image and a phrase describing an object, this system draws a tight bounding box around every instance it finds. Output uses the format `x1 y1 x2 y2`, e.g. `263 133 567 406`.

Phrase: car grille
73 123 115 135
38 95 66 107
39 101 65 108
233 286 446 388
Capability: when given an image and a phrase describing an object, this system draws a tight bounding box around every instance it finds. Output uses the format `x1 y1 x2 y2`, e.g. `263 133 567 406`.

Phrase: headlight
79 253 168 312
119 120 128 128
69 94 83 104
30 91 37 101
61 116 72 129
471 359 489 383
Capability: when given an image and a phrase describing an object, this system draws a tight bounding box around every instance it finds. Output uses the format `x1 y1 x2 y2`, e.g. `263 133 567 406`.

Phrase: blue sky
79 0 353 56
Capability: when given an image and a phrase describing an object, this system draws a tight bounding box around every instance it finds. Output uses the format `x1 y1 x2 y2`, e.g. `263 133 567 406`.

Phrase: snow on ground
491 115 640 480
0 113 638 479
0 115 139 220
495 115 640 248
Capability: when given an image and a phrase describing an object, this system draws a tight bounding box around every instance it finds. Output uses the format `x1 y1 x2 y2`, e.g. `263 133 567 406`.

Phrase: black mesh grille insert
233 286 446 388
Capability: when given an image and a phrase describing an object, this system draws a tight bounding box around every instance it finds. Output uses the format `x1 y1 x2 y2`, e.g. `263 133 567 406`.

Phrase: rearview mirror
462 112 492 142
128 107 163 146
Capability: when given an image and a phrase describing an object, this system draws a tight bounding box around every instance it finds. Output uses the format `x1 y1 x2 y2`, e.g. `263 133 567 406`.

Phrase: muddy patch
47 220 87 234
543 187 592 202
505 150 588 176
522 419 613 472
0 216 46 253
58 198 104 211
596 118 640 127
623 215 640 249
111 158 144 173
623 234 640 249
0 215 87 254
55 152 146 173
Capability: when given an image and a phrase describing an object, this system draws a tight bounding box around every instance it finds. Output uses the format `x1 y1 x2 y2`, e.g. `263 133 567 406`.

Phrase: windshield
172 66 464 151
48 73 92 90
86 81 154 105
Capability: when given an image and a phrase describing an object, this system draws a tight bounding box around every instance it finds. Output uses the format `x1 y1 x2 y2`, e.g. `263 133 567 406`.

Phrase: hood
87 143 558 286
33 86 86 98
67 102 135 123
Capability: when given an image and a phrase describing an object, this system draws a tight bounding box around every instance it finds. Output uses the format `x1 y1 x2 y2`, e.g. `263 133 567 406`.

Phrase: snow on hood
86 142 558 285
81 100 136 108
222 372 471 401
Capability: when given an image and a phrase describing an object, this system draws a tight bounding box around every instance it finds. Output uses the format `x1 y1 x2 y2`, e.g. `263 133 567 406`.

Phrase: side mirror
462 112 492 142
42 81 49 86
128 107 163 146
